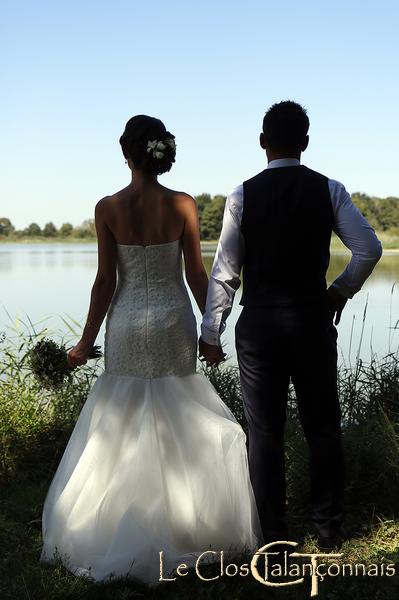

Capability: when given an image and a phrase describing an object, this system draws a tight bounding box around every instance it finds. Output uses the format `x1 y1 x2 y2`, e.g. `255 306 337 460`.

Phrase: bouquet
25 338 102 390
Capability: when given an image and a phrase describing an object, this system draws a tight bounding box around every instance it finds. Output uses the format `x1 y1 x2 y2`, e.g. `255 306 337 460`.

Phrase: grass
0 314 398 599
330 231 399 252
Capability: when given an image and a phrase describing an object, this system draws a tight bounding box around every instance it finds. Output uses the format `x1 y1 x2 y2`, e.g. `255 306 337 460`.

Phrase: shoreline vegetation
1 233 399 253
1 191 399 251
0 316 398 598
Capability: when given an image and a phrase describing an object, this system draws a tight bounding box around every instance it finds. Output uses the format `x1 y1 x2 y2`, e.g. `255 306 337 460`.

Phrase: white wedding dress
39 238 263 585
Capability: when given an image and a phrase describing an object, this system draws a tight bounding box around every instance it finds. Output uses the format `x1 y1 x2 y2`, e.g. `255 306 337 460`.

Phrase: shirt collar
267 158 301 169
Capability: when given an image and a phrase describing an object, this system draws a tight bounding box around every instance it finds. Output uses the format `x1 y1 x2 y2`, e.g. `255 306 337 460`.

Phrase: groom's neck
266 150 301 163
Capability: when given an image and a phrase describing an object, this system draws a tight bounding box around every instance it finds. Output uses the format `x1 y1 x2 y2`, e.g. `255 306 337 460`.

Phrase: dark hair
119 115 176 176
262 100 309 154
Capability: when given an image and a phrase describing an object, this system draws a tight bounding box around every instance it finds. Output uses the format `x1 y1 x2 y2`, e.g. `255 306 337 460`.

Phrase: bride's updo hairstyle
119 115 176 176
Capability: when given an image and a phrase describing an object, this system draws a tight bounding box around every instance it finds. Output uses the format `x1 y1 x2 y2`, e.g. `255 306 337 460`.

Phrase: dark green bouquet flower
25 338 102 390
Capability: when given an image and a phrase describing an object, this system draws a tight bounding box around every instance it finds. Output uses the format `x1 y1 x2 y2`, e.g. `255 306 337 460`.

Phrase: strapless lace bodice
104 239 198 377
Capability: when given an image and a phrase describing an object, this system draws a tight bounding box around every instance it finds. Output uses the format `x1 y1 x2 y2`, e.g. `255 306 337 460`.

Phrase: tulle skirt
39 370 263 585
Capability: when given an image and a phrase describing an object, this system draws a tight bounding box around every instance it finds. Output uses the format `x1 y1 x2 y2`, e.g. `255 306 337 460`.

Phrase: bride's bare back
93 180 208 315
103 182 187 246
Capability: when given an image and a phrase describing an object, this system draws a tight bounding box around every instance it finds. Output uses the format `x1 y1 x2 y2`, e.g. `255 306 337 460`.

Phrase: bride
39 114 263 585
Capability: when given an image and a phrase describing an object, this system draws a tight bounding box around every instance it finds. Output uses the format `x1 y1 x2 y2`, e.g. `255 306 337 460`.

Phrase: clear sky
3 0 398 230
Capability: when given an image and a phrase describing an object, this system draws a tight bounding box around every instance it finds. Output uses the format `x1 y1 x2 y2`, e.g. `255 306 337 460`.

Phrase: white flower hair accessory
165 137 176 151
147 138 176 160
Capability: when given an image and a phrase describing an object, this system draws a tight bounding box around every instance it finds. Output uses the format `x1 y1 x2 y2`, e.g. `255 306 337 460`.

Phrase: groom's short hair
263 101 309 154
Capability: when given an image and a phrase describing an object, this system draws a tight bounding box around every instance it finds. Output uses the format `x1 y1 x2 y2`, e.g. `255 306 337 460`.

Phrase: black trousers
235 303 345 541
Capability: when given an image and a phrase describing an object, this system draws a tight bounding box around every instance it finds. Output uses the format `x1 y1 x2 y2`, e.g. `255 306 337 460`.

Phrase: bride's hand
67 340 92 369
198 337 225 367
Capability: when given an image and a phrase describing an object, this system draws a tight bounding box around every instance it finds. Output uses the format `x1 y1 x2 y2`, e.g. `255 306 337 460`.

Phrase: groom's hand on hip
198 337 226 367
327 285 348 325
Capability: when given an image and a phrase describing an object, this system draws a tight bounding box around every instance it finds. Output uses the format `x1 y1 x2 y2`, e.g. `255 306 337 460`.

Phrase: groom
198 100 382 551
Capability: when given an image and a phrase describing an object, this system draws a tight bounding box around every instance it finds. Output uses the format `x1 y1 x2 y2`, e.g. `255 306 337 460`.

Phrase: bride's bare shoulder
161 186 196 207
94 187 129 211
95 186 196 215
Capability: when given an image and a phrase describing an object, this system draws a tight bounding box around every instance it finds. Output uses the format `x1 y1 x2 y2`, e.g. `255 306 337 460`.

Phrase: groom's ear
301 135 309 152
260 132 267 149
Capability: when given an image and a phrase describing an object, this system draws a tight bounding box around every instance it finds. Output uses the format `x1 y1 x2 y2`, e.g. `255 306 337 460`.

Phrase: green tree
200 195 226 240
0 218 15 236
81 218 96 235
352 193 379 229
374 197 399 231
43 222 58 237
59 222 74 237
25 222 42 236
352 193 399 231
73 218 96 238
212 194 227 206
194 193 212 222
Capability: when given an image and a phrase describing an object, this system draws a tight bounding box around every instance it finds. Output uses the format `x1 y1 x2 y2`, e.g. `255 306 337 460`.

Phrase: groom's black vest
239 165 334 307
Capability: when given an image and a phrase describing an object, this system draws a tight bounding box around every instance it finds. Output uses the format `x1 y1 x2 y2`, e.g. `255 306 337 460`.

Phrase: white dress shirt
200 158 383 346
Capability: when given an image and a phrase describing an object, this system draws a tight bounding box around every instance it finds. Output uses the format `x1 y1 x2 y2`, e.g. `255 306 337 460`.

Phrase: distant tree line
0 193 398 242
194 192 399 240
351 193 399 233
0 218 96 240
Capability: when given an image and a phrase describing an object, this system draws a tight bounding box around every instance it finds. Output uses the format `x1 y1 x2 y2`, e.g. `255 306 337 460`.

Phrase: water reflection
0 243 398 366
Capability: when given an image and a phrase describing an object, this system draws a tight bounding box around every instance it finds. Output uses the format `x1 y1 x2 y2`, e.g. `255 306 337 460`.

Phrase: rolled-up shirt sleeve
200 185 245 346
329 179 383 298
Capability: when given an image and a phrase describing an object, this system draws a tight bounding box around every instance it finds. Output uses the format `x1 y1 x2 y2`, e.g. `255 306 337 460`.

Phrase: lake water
1 242 399 367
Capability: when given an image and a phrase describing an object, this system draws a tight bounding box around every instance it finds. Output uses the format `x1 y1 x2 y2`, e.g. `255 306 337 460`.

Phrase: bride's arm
81 198 117 345
68 199 117 367
180 194 209 315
